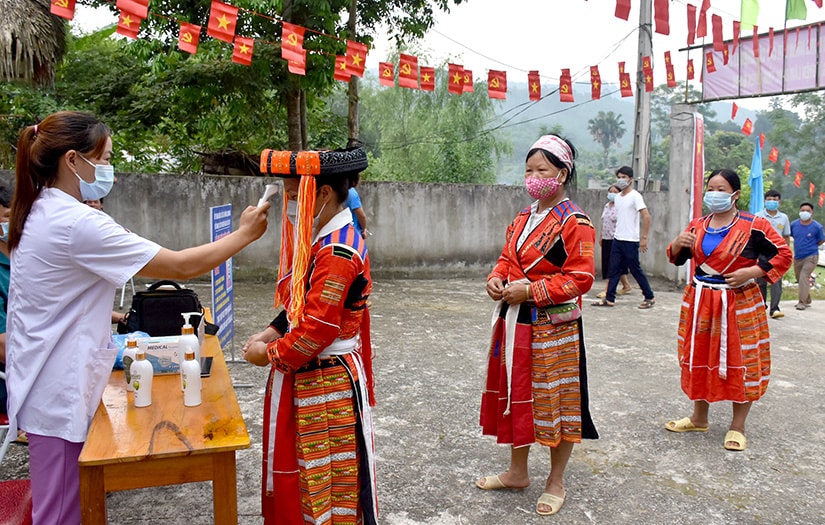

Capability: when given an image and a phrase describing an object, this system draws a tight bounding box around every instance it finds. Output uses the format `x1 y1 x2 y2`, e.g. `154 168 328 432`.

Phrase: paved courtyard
2 276 824 524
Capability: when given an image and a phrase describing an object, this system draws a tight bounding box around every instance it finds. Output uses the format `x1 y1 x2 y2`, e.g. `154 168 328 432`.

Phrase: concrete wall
0 169 683 280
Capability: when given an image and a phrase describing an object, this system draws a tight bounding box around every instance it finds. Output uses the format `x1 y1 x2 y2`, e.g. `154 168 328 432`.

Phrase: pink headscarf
530 135 573 172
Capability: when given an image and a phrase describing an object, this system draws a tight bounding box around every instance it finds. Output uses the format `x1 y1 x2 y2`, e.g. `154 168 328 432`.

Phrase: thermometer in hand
257 184 279 208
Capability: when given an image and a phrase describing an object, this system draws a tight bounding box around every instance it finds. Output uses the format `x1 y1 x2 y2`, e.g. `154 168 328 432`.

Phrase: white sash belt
319 337 358 358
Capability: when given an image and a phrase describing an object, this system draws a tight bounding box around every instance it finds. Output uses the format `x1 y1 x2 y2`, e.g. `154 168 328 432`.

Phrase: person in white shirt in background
593 166 656 309
755 189 791 318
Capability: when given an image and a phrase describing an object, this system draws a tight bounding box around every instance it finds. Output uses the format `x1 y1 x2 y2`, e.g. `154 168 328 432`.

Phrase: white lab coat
3 188 160 450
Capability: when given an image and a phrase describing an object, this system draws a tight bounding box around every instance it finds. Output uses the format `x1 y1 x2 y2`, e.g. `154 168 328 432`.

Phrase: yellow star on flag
218 14 230 30
452 72 461 84
351 54 363 67
239 43 250 54
339 60 348 71
531 83 539 93
422 72 431 82
593 80 600 89
122 14 133 27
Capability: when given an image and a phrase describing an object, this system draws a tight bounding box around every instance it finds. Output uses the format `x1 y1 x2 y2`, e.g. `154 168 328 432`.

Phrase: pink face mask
525 175 562 200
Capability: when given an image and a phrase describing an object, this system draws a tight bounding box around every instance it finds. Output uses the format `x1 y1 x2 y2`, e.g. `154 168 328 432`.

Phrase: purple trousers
28 433 83 525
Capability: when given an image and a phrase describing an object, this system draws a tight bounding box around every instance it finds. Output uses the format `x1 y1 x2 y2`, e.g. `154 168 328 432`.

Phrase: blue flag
749 138 764 214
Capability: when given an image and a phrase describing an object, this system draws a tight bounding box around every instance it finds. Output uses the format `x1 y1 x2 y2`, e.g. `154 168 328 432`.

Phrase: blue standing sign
210 204 234 351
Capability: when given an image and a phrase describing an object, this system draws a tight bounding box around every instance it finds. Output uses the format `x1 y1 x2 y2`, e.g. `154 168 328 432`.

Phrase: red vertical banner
731 102 738 119
733 21 740 55
664 51 676 87
784 160 791 176
811 182 816 198
706 52 716 73
769 27 775 56
759 133 765 148
419 66 435 91
488 70 507 100
741 118 753 135
643 67 654 92
620 71 633 97
686 3 696 45
559 68 574 102
696 0 710 38
463 70 474 93
615 0 631 20
590 66 601 99
528 70 541 101
398 53 419 89
753 26 760 58
794 172 803 187
687 59 695 80
819 192 824 207
722 45 730 65
712 14 724 51
654 0 669 35
769 147 778 162
117 0 149 19
379 62 394 87
448 63 464 95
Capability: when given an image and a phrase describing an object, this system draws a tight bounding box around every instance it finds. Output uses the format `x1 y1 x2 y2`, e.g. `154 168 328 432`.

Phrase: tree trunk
286 86 302 150
300 89 308 149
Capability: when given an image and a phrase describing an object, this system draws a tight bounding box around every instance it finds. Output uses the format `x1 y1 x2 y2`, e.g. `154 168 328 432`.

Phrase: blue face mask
765 200 780 211
607 193 616 202
76 154 115 201
703 191 734 214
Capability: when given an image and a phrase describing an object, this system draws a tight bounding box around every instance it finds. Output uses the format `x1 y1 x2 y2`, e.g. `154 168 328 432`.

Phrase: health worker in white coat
1 111 269 524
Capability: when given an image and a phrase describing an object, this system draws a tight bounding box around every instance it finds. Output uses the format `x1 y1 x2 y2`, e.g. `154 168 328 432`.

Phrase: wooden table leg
79 465 107 525
212 451 238 525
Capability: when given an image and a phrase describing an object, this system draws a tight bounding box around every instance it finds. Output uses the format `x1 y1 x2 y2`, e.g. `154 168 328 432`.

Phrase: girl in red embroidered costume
665 169 791 451
244 146 376 525
476 134 598 517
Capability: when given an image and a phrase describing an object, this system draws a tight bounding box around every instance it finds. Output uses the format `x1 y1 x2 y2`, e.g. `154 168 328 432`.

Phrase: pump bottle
181 350 202 407
122 336 138 392
179 312 202 391
131 341 154 408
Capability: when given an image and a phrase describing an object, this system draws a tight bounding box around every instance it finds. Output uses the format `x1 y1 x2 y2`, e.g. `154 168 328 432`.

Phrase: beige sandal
536 490 566 516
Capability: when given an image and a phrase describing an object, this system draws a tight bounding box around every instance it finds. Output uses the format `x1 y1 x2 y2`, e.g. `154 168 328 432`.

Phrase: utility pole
632 0 653 190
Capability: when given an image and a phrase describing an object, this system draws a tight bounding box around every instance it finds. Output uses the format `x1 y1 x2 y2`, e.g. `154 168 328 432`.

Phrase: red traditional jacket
489 199 596 305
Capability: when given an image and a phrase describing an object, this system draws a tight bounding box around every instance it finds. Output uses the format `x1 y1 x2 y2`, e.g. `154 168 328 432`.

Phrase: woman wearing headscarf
665 169 791 451
243 146 377 525
476 134 598 516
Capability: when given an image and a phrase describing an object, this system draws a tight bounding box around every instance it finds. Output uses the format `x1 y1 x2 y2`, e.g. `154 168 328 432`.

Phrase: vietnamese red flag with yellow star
207 0 238 44
346 40 367 78
116 11 143 39
810 182 816 198
448 63 464 95
379 62 394 87
654 0 669 35
528 70 541 101
794 172 803 187
615 0 630 20
488 70 507 100
643 67 654 92
281 22 305 63
686 4 696 44
559 69 573 102
759 133 765 149
178 22 201 54
398 54 419 89
334 55 351 82
712 14 724 51
741 118 753 135
618 61 625 75
687 59 695 80
769 147 778 163
232 36 254 66
420 66 435 91
463 70 474 93
819 192 824 207
722 45 730 65
785 160 791 175
590 66 601 100
706 52 716 73
51 0 77 20
731 102 738 119
696 0 710 38
117 0 148 19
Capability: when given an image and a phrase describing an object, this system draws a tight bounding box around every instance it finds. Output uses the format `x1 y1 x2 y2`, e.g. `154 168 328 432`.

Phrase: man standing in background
756 190 791 319
346 186 370 239
790 202 825 311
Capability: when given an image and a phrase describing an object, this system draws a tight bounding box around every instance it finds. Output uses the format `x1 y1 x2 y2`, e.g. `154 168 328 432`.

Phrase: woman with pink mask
476 135 598 516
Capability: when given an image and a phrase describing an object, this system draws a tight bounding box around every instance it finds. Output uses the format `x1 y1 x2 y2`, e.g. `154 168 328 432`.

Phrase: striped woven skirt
677 280 770 403
480 303 598 448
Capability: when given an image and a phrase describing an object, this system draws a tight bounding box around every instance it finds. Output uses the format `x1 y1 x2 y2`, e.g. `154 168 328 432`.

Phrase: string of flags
47 0 823 102
737 104 824 207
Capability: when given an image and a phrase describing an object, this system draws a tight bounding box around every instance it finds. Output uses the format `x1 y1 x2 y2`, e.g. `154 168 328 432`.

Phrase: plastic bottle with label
179 312 202 391
131 341 154 408
181 350 202 407
122 335 138 392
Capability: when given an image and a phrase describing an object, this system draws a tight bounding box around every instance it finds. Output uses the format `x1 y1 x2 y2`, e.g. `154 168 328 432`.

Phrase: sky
75 0 825 110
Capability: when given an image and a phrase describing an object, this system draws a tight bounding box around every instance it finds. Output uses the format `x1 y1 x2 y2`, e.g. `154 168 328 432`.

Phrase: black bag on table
117 280 217 337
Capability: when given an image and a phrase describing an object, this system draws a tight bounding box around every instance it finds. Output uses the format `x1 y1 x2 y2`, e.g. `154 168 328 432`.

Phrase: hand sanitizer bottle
123 336 138 392
181 350 202 407
131 341 154 408
179 312 202 391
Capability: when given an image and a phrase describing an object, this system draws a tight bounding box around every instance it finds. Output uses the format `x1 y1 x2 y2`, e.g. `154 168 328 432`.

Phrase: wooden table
78 327 250 524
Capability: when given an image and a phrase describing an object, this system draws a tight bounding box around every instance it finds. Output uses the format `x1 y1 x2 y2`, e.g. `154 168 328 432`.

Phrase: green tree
587 110 625 169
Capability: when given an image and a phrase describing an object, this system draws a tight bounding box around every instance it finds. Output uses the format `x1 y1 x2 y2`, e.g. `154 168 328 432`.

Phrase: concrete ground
2 276 824 524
